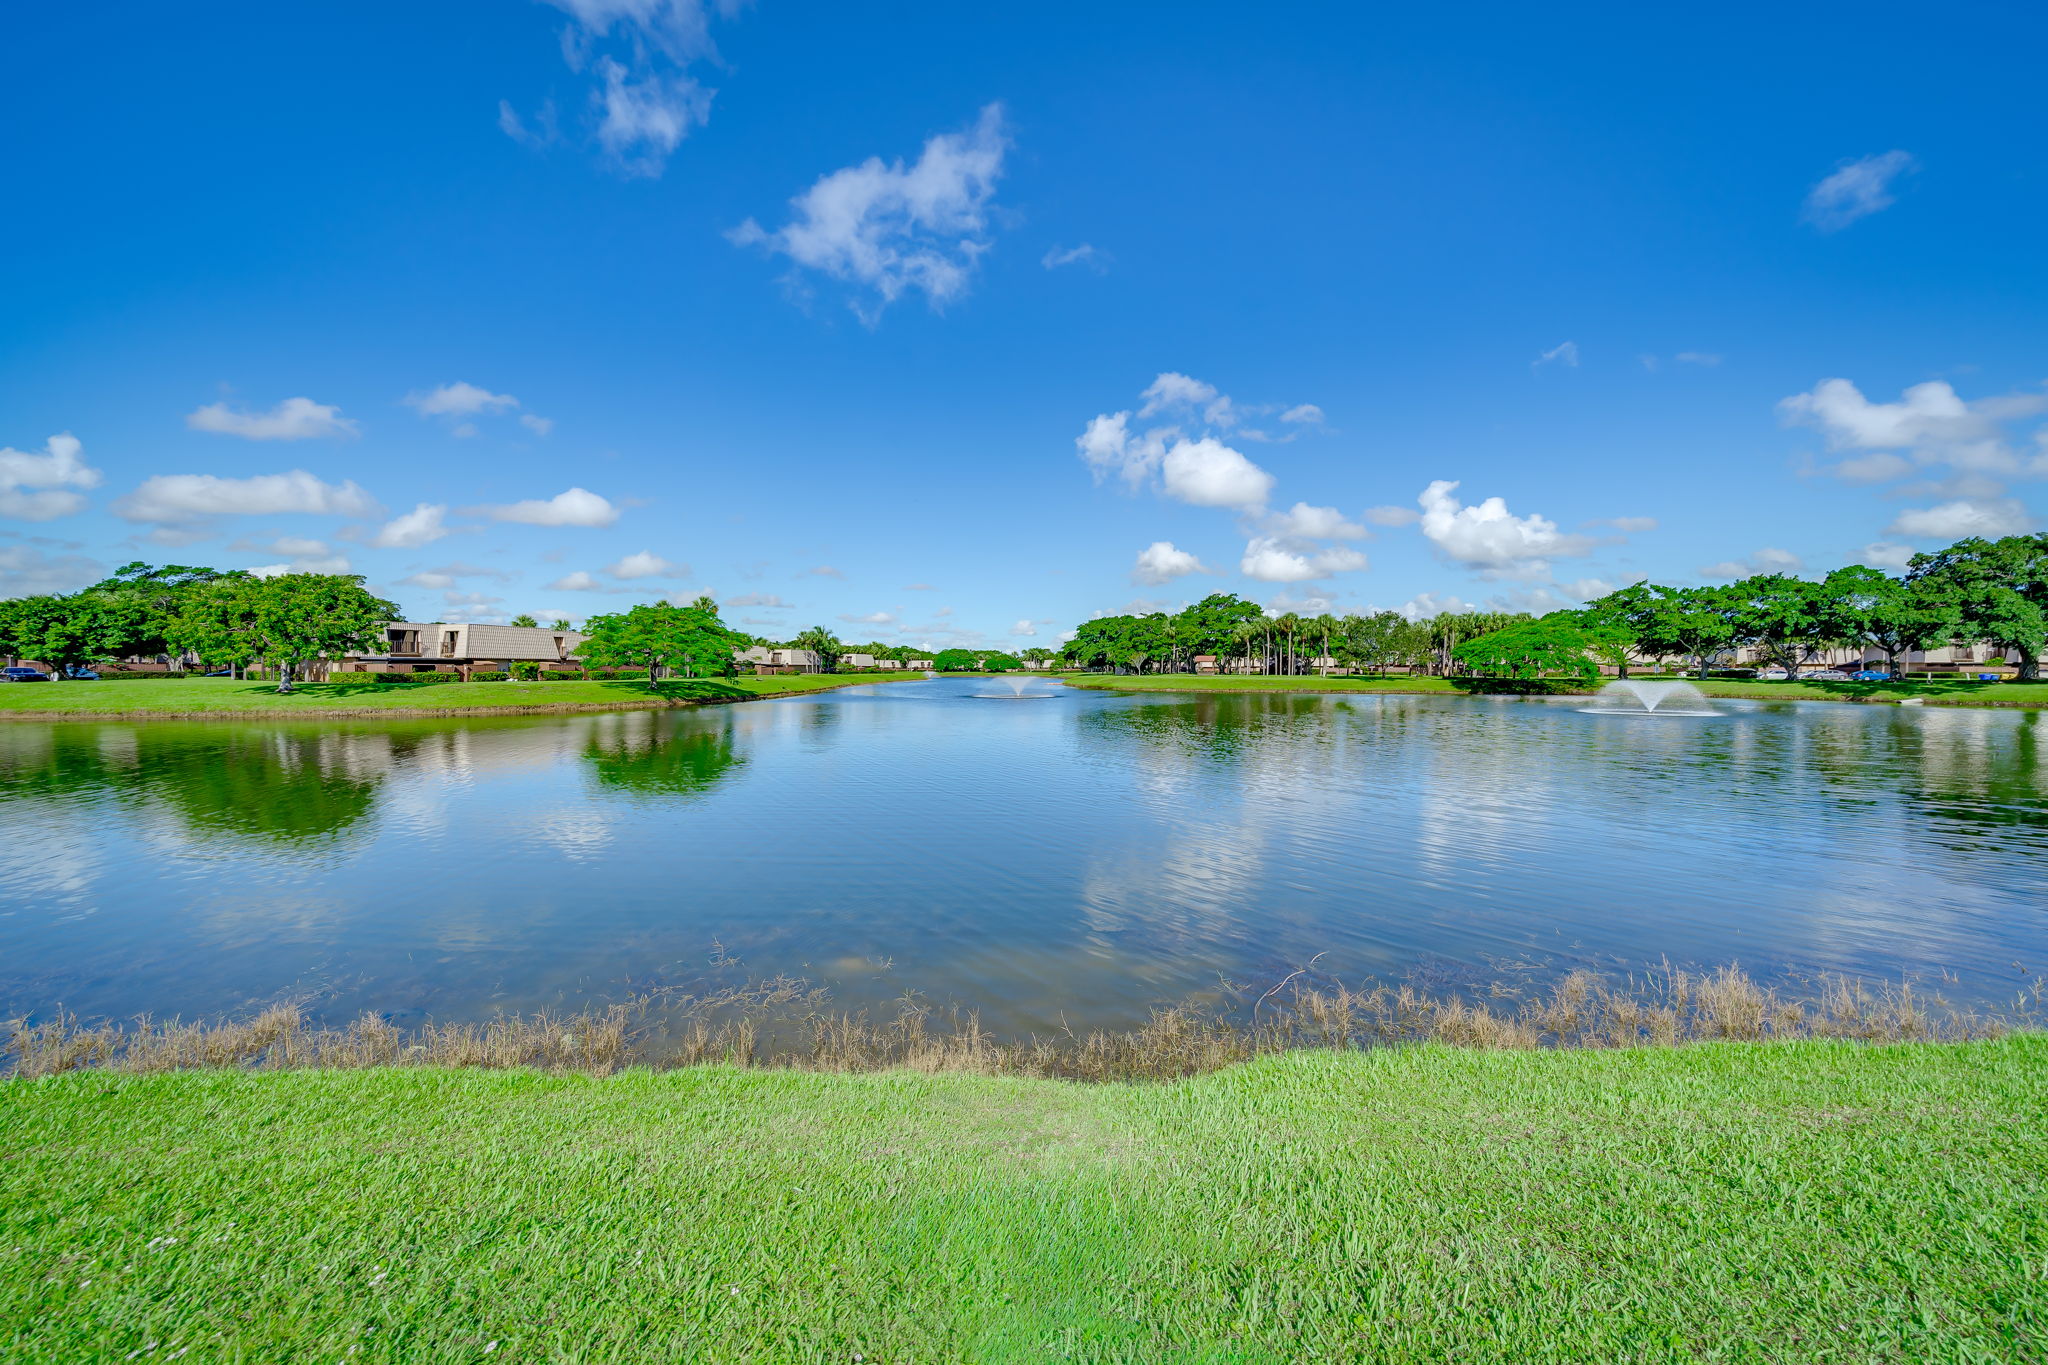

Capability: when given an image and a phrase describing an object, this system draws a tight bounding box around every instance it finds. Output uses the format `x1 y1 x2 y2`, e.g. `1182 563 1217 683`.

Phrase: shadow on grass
217 677 763 703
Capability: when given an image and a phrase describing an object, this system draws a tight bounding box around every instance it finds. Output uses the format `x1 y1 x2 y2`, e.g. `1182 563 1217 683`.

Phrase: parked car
202 669 235 677
1755 668 1790 680
1804 669 1851 681
2 666 50 682
1851 670 1891 681
64 668 99 680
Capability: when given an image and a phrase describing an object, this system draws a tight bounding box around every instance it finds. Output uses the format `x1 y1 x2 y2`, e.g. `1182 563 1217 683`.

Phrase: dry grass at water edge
7 965 2029 1081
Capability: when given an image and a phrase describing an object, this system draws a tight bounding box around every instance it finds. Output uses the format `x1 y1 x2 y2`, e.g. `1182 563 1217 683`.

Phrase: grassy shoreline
0 672 915 721
1061 671 2048 708
4 1038 2041 1361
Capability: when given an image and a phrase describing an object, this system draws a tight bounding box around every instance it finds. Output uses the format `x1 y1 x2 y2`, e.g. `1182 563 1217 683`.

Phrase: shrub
543 669 583 681
93 671 192 681
588 667 649 680
366 671 458 685
469 671 508 682
511 662 540 681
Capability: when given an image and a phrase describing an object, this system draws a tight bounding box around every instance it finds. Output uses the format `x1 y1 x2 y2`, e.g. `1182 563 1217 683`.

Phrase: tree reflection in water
581 711 747 801
0 723 386 849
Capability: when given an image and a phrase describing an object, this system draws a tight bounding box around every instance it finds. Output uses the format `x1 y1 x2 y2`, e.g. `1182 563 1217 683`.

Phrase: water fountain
1579 679 1722 716
975 675 1058 699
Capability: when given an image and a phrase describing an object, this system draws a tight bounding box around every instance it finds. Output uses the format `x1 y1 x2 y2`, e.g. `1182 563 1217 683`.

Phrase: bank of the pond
1063 671 2048 708
2 1038 2040 1362
0 672 913 721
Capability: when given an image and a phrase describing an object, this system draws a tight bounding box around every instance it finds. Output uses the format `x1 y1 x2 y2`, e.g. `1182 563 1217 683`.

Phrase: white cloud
838 610 896 625
1161 438 1273 511
1264 502 1366 541
1699 547 1804 579
519 414 554 437
724 592 789 608
546 570 605 591
1138 372 1219 419
1239 537 1368 583
228 534 350 574
451 423 480 440
513 0 737 178
1584 515 1658 533
605 550 684 579
1415 480 1597 581
0 433 101 521
1075 411 1172 487
1828 452 1917 484
371 503 451 549
1279 404 1324 425
593 57 711 177
498 98 558 149
1239 540 1305 584
1860 542 1917 570
1041 243 1106 272
1886 498 2034 540
1131 541 1210 585
0 543 102 598
471 487 620 527
1781 377 2048 482
1311 546 1370 574
803 565 844 579
442 589 509 623
1396 592 1474 620
114 470 378 526
1009 619 1037 637
1534 341 1579 370
1802 150 1916 232
405 382 519 418
398 561 511 590
730 104 1008 321
185 397 356 441
1264 589 1337 615
1362 505 1419 527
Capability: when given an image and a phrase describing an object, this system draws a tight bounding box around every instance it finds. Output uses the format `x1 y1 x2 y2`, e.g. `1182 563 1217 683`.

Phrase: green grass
1063 672 2048 708
0 673 911 718
4 1039 2043 1361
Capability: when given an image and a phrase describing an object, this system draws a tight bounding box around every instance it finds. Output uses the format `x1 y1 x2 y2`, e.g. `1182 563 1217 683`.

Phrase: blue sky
4 2 2045 648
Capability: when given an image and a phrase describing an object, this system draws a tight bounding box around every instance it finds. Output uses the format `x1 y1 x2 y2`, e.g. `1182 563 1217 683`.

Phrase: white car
1804 669 1851 681
1755 668 1790 681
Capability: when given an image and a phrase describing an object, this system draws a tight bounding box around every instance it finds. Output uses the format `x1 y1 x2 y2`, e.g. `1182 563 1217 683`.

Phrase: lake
2 677 2043 1032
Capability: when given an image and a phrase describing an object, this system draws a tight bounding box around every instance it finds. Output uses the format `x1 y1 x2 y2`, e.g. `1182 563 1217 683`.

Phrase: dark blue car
2 666 50 682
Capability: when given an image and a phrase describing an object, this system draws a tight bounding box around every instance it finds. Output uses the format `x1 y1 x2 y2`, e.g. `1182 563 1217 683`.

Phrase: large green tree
0 593 120 679
1907 535 2048 681
172 573 399 692
1822 565 1961 678
1453 618 1598 681
83 561 247 665
1727 574 1839 679
580 601 745 682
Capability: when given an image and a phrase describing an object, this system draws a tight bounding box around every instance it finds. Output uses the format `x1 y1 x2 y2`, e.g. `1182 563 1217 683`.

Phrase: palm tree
510 613 538 628
793 625 841 674
1274 613 1303 675
1231 619 1263 676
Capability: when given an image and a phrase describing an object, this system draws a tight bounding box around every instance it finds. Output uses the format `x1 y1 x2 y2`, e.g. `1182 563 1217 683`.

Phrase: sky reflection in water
1 678 2043 1031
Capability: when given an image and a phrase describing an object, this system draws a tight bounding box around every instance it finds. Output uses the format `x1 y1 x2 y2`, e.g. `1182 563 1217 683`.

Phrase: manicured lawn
2 1039 2042 1361
1063 672 2048 708
0 673 910 718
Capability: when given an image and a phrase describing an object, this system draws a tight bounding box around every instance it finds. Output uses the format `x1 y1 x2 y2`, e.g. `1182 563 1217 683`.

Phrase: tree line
0 566 1060 687
0 563 398 691
1060 533 2048 683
